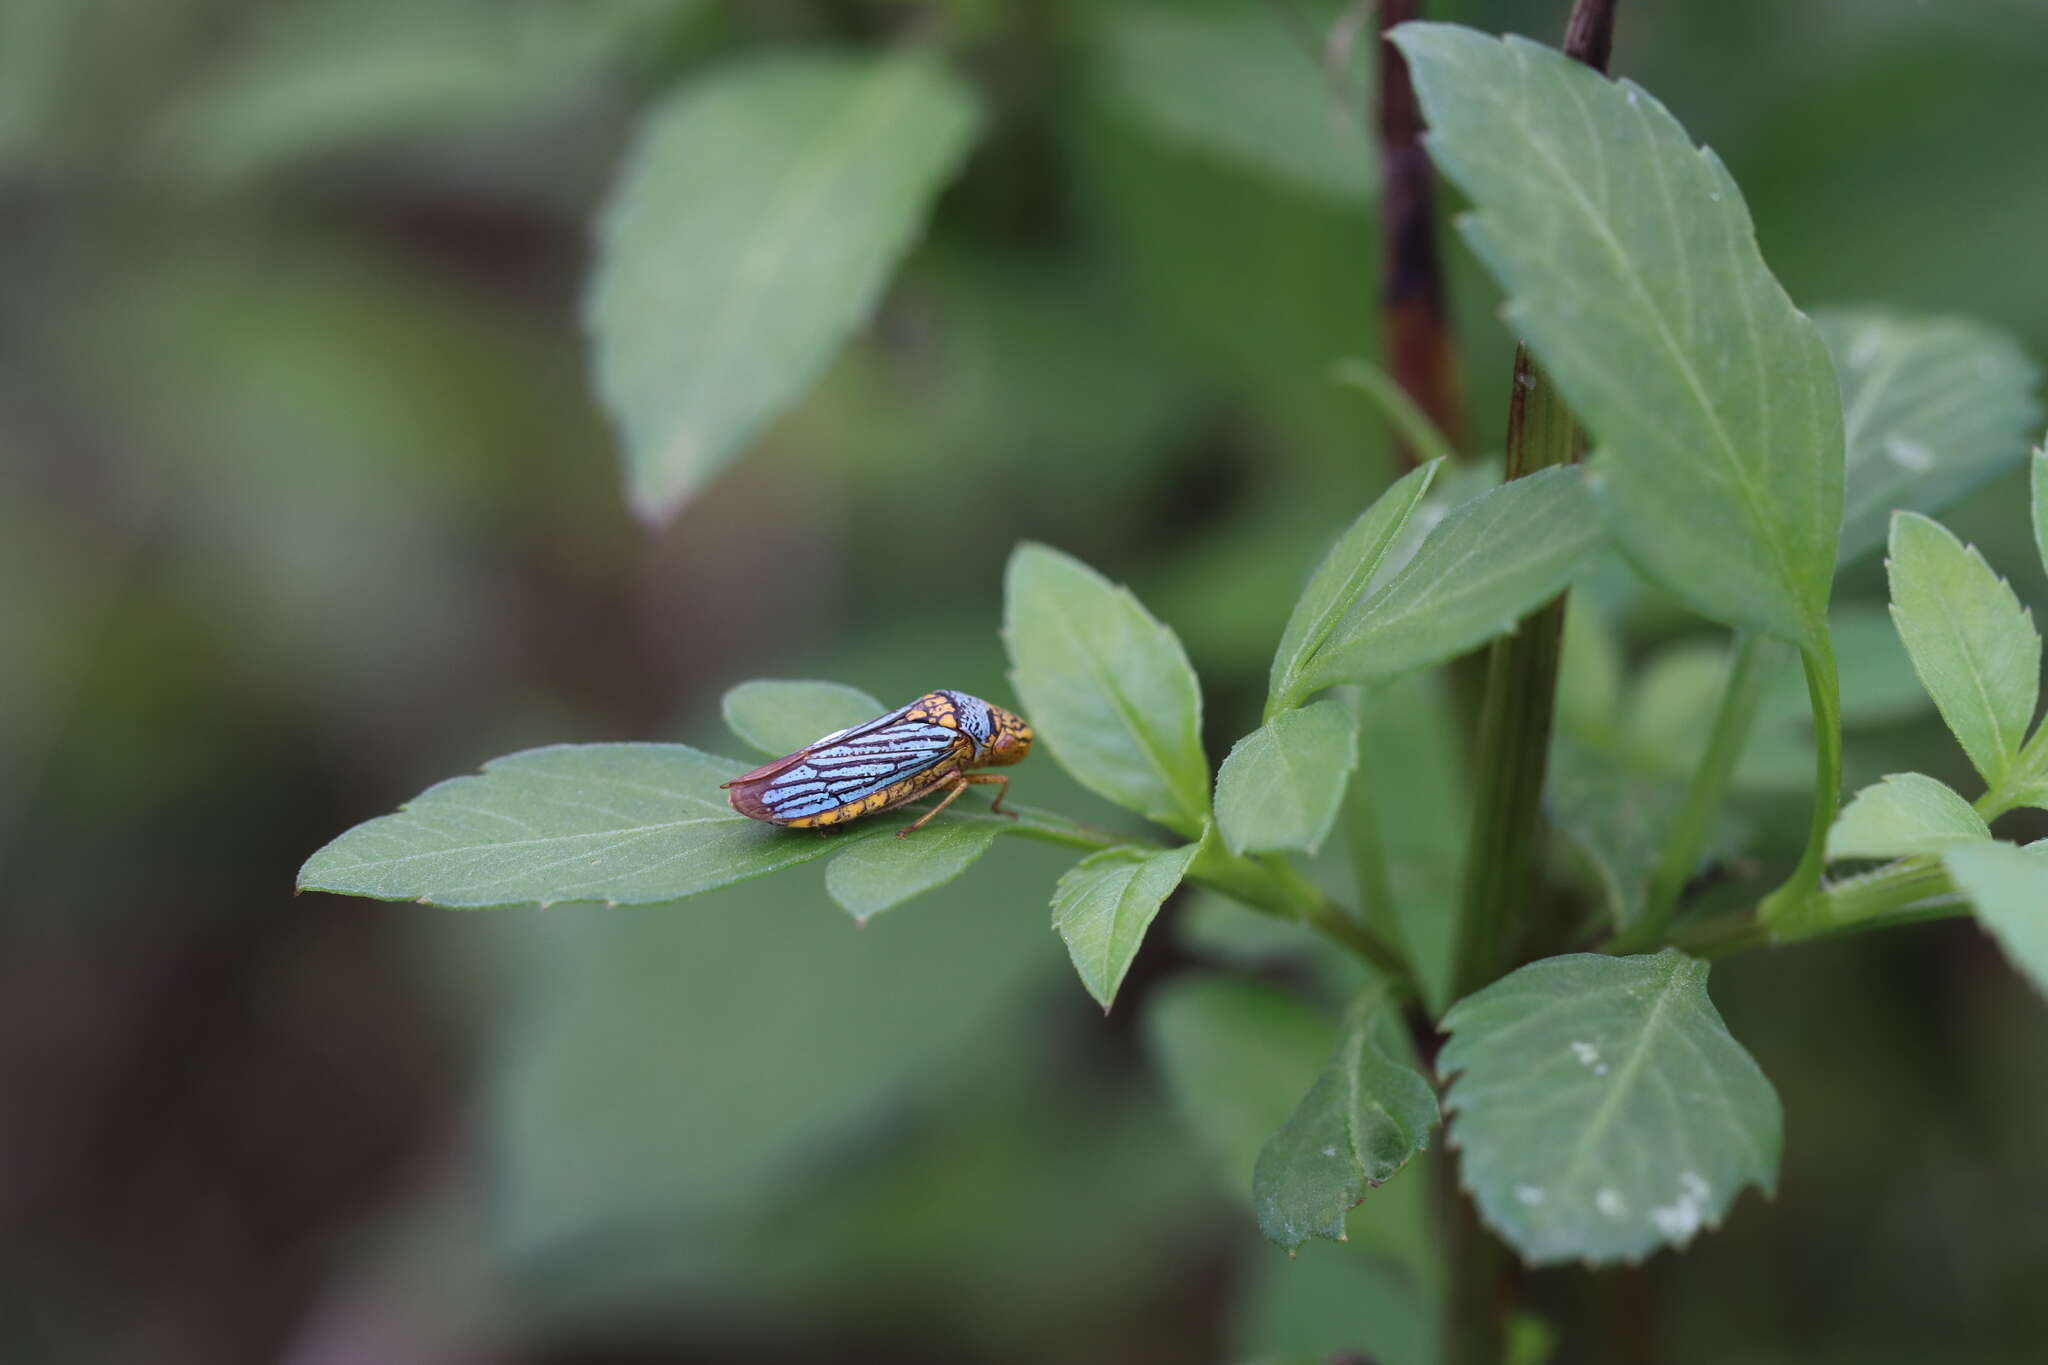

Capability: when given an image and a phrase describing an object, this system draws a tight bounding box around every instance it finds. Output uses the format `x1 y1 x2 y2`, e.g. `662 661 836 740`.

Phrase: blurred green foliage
5 0 2047 1362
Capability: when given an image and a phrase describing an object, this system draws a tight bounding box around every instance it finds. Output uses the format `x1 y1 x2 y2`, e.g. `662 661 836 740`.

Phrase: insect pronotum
721 690 1033 837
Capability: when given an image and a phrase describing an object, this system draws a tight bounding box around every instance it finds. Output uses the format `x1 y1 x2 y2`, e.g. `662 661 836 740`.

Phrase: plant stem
1452 348 1578 1000
1639 858 1962 961
1334 357 1459 469
1757 634 1844 931
993 804 1145 854
1188 840 1412 981
1375 0 1462 465
1622 633 1770 949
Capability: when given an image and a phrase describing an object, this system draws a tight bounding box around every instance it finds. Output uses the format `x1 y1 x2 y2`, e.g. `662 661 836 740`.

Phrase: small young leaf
1887 512 2040 788
721 678 884 757
1945 841 2048 1000
1292 466 1603 698
1826 773 1992 862
1214 699 1359 856
1393 25 1843 646
825 822 1001 923
1051 841 1202 1009
1439 950 1781 1266
1269 460 1440 709
1143 975 1334 1195
297 743 997 908
1252 975 1439 1249
590 50 982 522
1820 308 2044 565
1005 543 1210 837
1093 4 1375 204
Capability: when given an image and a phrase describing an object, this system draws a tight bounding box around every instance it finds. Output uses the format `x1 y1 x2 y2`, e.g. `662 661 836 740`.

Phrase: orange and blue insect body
721 690 1033 836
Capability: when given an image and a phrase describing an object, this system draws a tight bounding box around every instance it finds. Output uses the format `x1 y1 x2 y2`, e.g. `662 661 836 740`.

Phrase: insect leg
964 773 1013 817
896 772 970 837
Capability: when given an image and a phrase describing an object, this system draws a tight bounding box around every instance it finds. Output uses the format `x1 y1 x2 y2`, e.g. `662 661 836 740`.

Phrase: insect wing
753 720 964 822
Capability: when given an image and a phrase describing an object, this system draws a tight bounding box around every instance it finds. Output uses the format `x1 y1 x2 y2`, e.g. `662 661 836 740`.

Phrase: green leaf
1945 842 2048 1000
297 743 1002 909
1827 773 1991 862
1546 741 1685 931
1887 512 2040 788
2035 448 2048 583
1142 975 1333 1196
1092 4 1375 204
1357 673 1467 1013
590 50 982 522
1004 543 1210 837
1252 975 1438 1249
1215 700 1359 856
1292 467 1604 698
1438 950 1781 1266
721 678 884 757
825 821 1001 923
1269 460 1440 710
1052 841 1201 1009
1819 308 2044 565
1394 25 1843 645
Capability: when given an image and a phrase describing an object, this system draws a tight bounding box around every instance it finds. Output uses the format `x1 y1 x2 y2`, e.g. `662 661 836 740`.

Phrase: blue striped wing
758 714 963 820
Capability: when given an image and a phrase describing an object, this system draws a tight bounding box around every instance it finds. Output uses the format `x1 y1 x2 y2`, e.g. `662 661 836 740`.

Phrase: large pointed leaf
1945 841 2048 1001
1292 466 1604 697
1004 543 1210 837
298 743 998 909
1887 512 2040 789
1819 308 2043 565
1394 25 1843 645
1051 840 1202 1009
1438 950 1781 1266
589 50 981 521
1269 460 1440 710
1826 773 1991 863
1214 699 1359 856
1252 975 1438 1249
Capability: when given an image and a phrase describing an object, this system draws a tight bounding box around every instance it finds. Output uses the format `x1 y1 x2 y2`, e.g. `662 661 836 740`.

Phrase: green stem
1644 857 1960 961
1757 633 1843 931
1620 633 1770 950
1190 841 1410 980
992 804 1144 854
1333 357 1460 469
1452 346 1578 1000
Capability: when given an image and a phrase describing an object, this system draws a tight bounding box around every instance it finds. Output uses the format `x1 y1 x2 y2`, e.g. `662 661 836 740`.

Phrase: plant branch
1375 0 1462 464
1620 633 1770 950
1452 348 1578 999
1190 840 1410 980
1756 634 1844 931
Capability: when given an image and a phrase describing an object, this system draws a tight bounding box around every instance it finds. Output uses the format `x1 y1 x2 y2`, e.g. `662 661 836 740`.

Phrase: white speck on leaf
1649 1171 1713 1241
1570 1041 1601 1067
1321 1145 1339 1159
1514 1185 1547 1205
1595 1187 1626 1218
